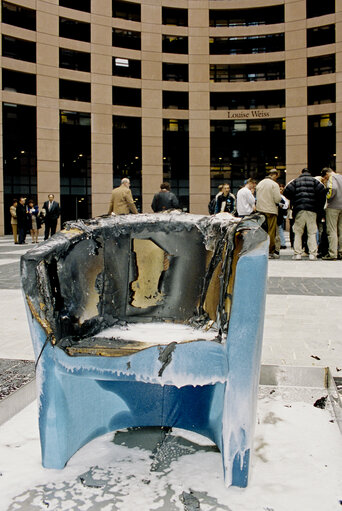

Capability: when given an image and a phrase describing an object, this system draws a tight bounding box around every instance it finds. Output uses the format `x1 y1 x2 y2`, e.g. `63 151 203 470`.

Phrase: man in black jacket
283 169 326 260
151 183 179 212
16 197 28 245
42 194 60 240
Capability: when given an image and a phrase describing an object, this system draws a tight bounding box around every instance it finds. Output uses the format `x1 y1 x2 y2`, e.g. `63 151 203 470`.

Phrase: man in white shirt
236 179 256 217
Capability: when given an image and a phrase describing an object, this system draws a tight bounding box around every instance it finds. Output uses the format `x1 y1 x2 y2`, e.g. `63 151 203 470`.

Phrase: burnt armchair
21 212 268 487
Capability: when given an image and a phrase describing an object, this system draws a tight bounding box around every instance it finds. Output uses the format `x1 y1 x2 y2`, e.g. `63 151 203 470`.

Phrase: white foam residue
94 322 218 344
0 398 341 510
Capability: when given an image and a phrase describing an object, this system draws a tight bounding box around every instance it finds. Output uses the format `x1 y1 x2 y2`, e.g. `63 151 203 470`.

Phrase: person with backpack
215 184 236 214
208 184 223 215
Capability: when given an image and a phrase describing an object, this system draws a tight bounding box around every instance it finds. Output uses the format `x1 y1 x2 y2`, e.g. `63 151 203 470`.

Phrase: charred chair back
21 213 268 487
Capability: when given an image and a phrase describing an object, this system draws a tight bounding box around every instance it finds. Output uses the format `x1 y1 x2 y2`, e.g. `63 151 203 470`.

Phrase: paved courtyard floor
0 234 341 510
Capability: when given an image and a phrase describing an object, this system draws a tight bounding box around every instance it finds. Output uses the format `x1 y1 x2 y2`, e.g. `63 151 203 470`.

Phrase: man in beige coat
108 178 138 215
256 168 282 258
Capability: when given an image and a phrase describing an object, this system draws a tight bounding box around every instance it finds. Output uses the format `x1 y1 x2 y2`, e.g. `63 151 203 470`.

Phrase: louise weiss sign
227 110 270 119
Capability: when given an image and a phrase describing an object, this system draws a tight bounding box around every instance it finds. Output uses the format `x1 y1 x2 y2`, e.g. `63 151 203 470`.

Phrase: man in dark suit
16 196 28 244
42 194 60 240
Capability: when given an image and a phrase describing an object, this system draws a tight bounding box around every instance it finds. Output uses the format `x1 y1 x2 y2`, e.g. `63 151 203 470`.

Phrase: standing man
108 177 138 215
321 167 342 260
16 196 28 245
151 182 179 212
283 168 325 260
214 183 236 214
236 179 256 217
10 198 18 244
43 194 60 240
255 169 282 258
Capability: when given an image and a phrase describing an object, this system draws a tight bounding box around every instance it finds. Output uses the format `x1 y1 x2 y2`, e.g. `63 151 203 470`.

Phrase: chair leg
39 372 165 468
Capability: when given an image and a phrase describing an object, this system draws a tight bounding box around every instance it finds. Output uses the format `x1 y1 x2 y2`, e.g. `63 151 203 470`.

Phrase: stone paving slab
0 359 35 401
0 263 21 289
268 276 342 296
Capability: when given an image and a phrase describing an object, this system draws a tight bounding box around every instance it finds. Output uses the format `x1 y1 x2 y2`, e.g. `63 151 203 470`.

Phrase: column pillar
91 0 113 217
36 1 60 213
188 1 210 214
141 2 163 213
285 0 307 183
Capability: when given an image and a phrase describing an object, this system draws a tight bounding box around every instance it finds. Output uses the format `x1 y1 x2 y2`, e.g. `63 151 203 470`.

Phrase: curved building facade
0 0 341 232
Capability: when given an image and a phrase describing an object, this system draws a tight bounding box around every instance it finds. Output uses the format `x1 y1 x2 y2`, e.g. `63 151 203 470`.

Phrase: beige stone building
0 0 341 233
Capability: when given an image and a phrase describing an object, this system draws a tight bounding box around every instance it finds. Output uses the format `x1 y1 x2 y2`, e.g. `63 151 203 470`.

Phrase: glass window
112 86 141 107
307 0 335 19
308 114 335 174
60 79 91 102
162 35 188 54
59 48 90 72
59 0 90 12
210 90 285 110
163 119 189 211
2 69 36 95
210 5 284 27
60 111 91 222
162 63 188 82
308 84 335 105
112 1 140 22
113 115 142 211
112 28 141 50
210 62 285 82
210 119 286 195
307 25 335 47
59 17 91 42
210 33 284 55
2 1 36 31
112 57 141 78
307 54 335 76
3 103 37 234
163 91 188 110
162 7 188 27
2 35 36 63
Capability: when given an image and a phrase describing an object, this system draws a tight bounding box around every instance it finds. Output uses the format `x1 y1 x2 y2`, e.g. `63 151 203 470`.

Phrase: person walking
16 197 28 245
236 179 256 217
10 198 18 244
214 183 236 214
321 167 342 260
42 194 60 240
283 168 326 260
108 177 138 215
151 182 179 212
255 169 282 258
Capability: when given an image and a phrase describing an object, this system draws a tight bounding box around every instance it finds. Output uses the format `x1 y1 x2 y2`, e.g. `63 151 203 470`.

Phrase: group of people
10 194 60 245
108 172 342 262
247 167 341 261
10 172 341 260
209 166 342 261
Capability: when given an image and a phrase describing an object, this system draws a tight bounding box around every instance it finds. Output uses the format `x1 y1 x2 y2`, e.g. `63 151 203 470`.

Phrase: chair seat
51 321 229 387
64 321 219 355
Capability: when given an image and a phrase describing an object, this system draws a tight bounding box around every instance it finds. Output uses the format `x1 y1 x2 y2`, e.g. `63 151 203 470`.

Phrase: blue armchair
21 212 268 487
